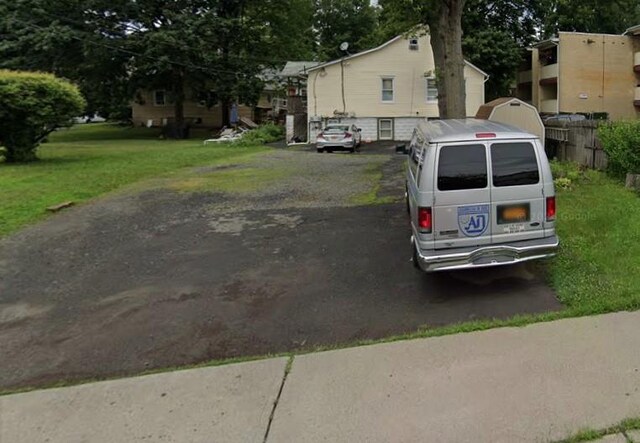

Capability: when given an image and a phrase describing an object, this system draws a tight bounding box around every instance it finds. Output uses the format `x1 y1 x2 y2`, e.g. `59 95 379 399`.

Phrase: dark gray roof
280 61 322 77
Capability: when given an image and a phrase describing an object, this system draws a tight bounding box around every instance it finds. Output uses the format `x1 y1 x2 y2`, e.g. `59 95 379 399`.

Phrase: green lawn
0 123 267 236
551 168 640 314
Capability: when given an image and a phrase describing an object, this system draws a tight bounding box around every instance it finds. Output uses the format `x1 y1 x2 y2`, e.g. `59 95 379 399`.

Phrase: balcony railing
540 99 558 114
540 63 559 80
517 70 533 84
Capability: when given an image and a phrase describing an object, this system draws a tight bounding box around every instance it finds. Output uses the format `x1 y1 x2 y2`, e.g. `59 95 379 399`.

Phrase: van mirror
395 144 408 155
357 128 362 132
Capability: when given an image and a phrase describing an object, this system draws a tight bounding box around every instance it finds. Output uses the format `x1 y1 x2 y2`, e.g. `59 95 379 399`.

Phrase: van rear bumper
413 235 559 272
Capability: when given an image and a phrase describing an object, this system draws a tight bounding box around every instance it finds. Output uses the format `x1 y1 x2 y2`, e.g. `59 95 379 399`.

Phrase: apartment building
516 26 640 120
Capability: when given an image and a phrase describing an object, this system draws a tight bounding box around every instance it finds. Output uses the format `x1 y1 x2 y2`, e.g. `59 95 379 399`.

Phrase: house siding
307 34 487 141
558 33 639 120
520 32 640 120
131 90 258 128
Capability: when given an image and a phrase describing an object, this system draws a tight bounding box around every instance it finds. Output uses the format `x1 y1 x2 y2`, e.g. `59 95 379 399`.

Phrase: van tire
349 148 355 153
317 148 324 153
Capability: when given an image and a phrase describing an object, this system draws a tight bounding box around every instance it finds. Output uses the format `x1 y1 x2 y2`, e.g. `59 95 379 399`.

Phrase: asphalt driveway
0 143 561 389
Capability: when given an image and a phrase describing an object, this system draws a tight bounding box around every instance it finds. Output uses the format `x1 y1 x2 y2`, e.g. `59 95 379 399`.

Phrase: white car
316 124 362 153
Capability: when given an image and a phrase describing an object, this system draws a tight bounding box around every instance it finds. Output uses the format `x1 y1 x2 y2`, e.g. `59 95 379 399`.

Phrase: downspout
340 58 346 114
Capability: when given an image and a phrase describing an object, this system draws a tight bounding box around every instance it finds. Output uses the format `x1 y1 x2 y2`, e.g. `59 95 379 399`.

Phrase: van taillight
418 207 432 233
546 197 556 221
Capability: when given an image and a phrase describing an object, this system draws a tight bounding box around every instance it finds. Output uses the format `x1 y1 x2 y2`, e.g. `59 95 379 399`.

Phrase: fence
545 120 608 170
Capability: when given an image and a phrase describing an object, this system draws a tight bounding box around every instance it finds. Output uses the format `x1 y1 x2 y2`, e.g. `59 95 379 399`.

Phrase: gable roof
306 34 489 79
280 61 322 77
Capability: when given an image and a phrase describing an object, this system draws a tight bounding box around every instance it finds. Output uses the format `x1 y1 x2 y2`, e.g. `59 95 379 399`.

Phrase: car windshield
324 126 349 133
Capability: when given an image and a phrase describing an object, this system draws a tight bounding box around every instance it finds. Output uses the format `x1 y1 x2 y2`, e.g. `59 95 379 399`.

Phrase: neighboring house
306 33 489 142
515 26 640 119
131 70 283 128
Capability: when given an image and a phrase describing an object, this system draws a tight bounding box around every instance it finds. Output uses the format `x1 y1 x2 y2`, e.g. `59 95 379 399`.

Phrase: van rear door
433 142 492 250
489 140 545 244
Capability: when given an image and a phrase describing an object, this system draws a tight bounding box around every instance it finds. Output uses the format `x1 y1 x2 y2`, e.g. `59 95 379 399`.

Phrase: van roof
417 119 537 143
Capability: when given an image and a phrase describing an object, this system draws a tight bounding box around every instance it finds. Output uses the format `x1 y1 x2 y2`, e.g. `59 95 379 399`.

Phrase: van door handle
530 222 541 227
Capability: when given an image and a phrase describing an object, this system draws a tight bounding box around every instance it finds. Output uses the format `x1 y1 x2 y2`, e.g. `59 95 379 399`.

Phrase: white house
306 33 489 142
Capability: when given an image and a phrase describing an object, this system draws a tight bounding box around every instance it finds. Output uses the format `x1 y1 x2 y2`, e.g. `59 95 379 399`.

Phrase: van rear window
491 143 540 187
437 144 487 191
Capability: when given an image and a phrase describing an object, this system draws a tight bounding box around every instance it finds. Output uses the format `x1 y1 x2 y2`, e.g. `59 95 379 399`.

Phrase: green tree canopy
313 0 378 60
0 70 86 162
542 0 640 36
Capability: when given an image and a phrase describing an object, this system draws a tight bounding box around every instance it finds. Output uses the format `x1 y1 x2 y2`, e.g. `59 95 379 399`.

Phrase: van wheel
317 148 324 153
349 148 355 153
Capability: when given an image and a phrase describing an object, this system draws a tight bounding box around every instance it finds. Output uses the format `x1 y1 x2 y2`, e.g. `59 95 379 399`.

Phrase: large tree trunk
428 0 467 119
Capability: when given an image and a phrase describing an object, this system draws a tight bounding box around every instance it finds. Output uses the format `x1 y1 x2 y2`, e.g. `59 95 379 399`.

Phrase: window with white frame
379 118 393 140
426 77 438 102
153 90 166 106
381 77 394 102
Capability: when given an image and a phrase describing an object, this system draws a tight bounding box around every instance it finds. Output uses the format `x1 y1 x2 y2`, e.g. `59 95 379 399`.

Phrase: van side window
491 143 540 187
437 144 487 191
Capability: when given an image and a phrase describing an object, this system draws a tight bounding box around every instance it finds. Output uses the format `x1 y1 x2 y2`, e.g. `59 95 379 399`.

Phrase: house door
378 118 394 140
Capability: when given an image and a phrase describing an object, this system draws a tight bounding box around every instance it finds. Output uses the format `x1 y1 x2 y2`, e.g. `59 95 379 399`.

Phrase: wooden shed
476 98 545 141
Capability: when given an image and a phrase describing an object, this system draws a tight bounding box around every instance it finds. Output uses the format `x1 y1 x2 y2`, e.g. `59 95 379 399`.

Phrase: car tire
349 147 355 153
317 148 324 153
327 148 333 153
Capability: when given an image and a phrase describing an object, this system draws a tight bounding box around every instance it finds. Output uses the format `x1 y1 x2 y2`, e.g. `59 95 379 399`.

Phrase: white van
406 119 559 272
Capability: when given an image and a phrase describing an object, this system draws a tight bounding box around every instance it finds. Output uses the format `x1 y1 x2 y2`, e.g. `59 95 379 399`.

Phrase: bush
550 160 585 190
0 70 86 162
598 121 640 177
235 123 284 146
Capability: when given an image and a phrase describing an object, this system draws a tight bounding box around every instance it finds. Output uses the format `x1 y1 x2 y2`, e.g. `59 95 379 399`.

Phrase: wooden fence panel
545 120 608 170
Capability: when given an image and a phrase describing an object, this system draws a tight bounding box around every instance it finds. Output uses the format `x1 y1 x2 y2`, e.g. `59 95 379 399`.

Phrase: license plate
498 204 530 224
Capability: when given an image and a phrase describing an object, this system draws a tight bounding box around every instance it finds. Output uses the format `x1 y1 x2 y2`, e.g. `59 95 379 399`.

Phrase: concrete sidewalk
3 312 640 443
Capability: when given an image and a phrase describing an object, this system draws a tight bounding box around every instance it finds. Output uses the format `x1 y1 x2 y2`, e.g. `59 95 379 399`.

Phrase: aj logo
458 205 490 238
465 214 487 235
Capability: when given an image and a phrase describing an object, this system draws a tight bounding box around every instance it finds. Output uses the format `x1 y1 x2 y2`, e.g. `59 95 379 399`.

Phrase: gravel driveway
0 143 560 389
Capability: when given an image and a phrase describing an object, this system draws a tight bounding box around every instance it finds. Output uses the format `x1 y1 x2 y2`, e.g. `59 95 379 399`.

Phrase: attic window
409 38 419 51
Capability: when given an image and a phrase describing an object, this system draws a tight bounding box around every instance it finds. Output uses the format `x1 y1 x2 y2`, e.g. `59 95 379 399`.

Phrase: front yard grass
0 123 268 236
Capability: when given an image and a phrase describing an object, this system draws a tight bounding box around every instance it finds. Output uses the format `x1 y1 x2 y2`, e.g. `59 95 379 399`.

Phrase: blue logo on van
458 205 490 237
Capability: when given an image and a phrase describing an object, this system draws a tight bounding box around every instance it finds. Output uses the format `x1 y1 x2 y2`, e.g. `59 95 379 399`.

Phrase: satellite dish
340 42 349 52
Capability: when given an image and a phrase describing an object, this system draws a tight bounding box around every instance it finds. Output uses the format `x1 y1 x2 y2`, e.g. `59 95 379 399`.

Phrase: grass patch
550 169 640 314
351 161 396 205
168 166 290 194
0 123 267 236
553 416 640 442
